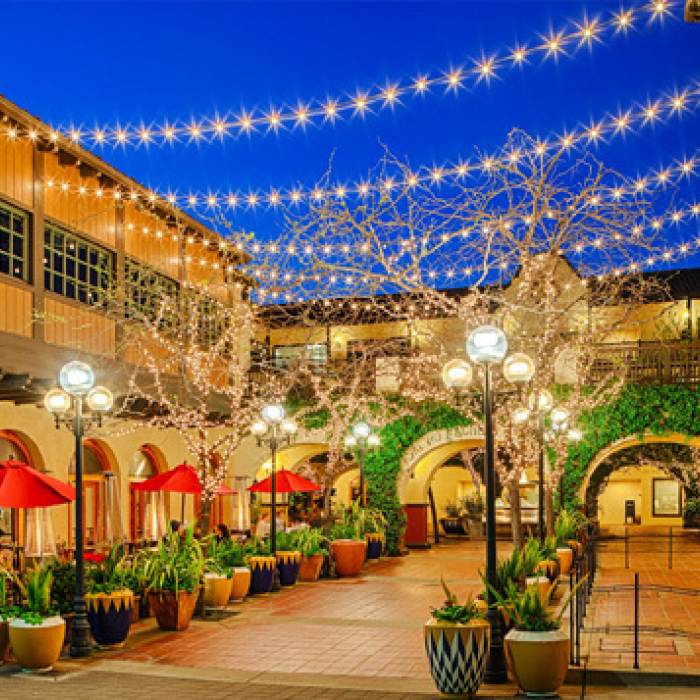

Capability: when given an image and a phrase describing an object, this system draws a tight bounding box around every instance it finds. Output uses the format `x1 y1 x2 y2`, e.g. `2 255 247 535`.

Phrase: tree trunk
508 479 523 549
197 496 212 535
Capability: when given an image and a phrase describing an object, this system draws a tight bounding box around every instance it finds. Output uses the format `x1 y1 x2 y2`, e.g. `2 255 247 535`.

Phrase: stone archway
578 433 700 526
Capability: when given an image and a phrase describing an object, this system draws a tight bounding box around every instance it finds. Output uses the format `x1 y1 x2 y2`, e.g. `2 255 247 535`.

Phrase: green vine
562 384 700 509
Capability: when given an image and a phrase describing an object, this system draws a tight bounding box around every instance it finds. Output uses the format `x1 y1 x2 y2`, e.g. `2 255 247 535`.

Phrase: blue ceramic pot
248 556 276 594
86 591 133 647
276 551 301 586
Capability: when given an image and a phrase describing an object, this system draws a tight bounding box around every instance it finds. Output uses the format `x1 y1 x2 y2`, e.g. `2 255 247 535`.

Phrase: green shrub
87 542 131 594
144 527 204 595
44 558 76 615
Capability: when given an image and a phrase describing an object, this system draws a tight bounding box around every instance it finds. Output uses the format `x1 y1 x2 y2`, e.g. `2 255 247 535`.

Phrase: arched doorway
583 442 695 531
68 438 118 548
129 445 167 541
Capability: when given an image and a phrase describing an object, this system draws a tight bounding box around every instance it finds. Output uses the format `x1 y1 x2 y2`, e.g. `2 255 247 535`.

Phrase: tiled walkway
584 530 700 671
116 539 495 680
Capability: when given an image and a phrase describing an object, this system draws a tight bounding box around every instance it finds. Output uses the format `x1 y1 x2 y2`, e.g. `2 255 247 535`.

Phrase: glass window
273 344 328 370
653 479 681 517
125 257 179 328
195 293 224 346
44 223 113 306
0 201 30 283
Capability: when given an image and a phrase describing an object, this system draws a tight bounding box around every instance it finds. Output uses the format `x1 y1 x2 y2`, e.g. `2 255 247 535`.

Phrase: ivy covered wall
364 403 469 554
562 384 700 509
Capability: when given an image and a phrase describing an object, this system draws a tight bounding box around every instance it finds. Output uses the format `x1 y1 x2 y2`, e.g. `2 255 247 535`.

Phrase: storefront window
653 478 681 517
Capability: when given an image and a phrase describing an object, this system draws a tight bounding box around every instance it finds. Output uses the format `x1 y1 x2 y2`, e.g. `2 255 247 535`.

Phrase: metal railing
569 533 597 667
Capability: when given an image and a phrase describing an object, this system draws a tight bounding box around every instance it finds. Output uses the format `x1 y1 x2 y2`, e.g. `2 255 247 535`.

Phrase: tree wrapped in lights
115 276 259 533
252 131 672 543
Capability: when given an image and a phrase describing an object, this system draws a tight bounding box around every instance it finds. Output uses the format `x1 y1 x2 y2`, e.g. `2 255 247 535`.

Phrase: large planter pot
365 533 383 559
331 539 367 577
299 554 324 582
148 589 199 631
0 619 9 664
505 628 569 696
440 516 467 535
86 590 134 648
9 616 65 672
248 556 276 594
557 547 574 576
230 567 251 600
536 559 559 584
276 551 301 587
424 617 490 697
203 574 233 607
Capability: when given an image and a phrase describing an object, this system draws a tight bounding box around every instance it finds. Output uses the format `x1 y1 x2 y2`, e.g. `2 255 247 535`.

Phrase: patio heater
45 361 113 658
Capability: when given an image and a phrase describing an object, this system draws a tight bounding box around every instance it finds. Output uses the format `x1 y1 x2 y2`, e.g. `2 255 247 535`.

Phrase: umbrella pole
181 493 185 523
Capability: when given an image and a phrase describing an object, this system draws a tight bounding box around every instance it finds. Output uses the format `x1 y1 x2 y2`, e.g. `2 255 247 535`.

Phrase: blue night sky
1 1 699 256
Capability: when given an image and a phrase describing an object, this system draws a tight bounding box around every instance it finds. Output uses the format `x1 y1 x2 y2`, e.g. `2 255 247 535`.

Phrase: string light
42 1 675 149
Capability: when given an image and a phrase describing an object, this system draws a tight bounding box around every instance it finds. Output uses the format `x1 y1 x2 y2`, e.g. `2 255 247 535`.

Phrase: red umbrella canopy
0 459 75 508
249 469 321 494
131 463 235 495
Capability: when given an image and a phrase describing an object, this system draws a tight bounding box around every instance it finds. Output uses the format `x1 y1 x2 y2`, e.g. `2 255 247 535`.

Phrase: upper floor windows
273 343 328 371
125 257 179 327
0 202 30 283
44 223 113 306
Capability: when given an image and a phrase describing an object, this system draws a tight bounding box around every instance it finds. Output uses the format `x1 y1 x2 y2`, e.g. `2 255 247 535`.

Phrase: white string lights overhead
16 77 699 220
14 0 676 150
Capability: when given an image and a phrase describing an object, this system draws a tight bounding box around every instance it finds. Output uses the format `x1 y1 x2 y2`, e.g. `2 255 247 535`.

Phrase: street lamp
344 421 380 507
45 361 113 658
251 403 296 590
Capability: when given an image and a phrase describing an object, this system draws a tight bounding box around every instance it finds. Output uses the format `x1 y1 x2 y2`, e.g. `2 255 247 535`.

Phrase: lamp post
344 421 380 507
44 361 113 658
251 404 297 591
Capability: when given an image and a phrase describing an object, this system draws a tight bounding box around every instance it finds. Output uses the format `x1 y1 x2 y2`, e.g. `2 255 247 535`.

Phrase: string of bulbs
6 1 675 151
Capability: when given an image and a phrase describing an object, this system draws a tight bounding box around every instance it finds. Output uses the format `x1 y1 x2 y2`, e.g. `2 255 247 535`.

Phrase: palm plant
295 527 328 557
431 578 485 625
554 510 585 547
144 527 204 595
87 542 131 594
520 537 544 578
15 565 55 624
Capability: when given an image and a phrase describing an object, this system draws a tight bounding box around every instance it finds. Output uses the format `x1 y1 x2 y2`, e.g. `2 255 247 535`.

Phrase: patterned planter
365 533 383 559
505 628 569 696
86 590 134 647
440 517 467 535
424 618 490 697
248 556 276 594
148 589 199 631
276 551 301 587
331 539 366 577
9 616 65 672
230 567 251 601
299 554 324 582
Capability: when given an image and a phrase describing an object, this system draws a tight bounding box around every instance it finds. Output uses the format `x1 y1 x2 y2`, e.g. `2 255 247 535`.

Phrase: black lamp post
344 421 380 507
44 361 113 658
251 404 297 591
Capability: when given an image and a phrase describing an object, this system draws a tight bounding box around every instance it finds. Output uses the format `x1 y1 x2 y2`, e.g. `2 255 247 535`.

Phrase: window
125 257 179 327
273 343 328 370
0 201 30 282
44 224 113 305
652 478 682 517
195 293 224 346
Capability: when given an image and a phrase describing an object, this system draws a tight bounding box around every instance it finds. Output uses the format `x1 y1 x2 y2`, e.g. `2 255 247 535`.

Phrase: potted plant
145 527 204 631
329 504 367 577
246 538 276 594
683 498 700 528
362 508 386 559
554 510 579 575
124 550 150 622
521 538 549 601
297 528 328 582
461 493 484 539
440 501 467 535
203 538 233 607
274 531 302 587
44 557 76 649
85 542 134 648
425 578 490 697
9 565 65 672
537 536 560 585
212 539 250 601
491 578 585 696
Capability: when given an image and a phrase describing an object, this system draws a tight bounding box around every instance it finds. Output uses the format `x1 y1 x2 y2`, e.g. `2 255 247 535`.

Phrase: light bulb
281 419 298 435
44 388 71 415
261 403 285 424
344 435 357 448
352 421 371 439
86 386 113 412
59 361 95 395
503 352 535 384
441 359 473 390
512 407 531 425
550 407 570 425
466 325 508 364
251 420 268 437
367 434 381 448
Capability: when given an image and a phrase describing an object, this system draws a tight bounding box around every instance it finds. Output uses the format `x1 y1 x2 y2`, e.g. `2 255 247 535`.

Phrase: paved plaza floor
5 536 700 697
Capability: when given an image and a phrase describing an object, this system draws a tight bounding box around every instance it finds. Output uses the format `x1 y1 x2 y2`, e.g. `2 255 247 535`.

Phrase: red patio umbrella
249 469 321 494
0 459 75 508
131 462 237 521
